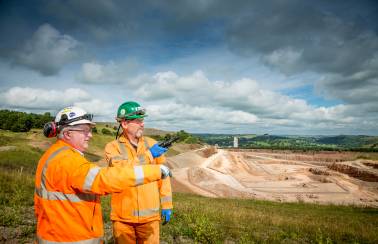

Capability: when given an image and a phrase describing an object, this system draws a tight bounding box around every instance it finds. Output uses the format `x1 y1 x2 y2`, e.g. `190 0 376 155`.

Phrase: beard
135 129 144 139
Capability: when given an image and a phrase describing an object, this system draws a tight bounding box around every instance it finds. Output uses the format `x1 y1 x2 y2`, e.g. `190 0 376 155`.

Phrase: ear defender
43 122 58 138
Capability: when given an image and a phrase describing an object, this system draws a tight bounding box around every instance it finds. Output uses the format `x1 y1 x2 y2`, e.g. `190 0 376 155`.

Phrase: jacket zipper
135 144 140 222
91 199 96 231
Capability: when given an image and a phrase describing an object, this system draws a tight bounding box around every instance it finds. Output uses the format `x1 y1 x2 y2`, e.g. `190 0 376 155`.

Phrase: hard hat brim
68 120 96 126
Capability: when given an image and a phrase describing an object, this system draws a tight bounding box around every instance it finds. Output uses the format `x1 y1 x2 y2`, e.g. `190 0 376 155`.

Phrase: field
1 129 378 243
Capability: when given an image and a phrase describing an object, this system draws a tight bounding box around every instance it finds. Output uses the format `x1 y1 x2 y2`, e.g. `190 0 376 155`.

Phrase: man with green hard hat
105 101 173 243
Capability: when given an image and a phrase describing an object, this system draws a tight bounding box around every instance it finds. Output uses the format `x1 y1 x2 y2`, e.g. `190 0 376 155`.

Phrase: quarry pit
168 147 378 206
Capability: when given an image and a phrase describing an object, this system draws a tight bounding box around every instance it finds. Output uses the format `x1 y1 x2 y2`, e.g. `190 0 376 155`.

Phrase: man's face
122 118 144 140
63 124 93 152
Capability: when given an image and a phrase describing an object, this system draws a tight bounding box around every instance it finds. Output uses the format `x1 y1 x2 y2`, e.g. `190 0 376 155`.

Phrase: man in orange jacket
34 106 172 243
105 101 173 243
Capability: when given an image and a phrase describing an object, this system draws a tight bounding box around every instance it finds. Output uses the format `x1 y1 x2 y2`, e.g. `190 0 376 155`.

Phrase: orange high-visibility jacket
34 139 163 243
105 136 173 223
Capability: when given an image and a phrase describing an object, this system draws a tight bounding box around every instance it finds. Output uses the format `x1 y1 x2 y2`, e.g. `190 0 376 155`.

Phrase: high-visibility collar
118 135 147 151
56 139 84 156
117 135 151 164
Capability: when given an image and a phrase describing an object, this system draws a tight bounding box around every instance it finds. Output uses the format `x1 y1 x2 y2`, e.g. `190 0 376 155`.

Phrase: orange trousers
113 220 159 244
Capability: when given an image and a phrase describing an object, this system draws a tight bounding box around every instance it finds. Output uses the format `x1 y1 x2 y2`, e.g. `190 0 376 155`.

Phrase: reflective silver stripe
134 165 144 185
113 140 129 166
41 146 70 190
83 167 100 191
117 140 128 158
138 155 146 165
36 146 96 203
37 236 102 244
160 196 172 203
142 137 152 164
143 138 150 149
110 155 128 161
132 208 159 217
35 188 96 202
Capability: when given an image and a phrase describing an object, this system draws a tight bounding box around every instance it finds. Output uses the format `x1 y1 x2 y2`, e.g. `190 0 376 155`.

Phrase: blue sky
0 0 377 135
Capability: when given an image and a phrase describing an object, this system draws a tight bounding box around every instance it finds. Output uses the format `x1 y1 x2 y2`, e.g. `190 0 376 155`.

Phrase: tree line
150 130 203 144
0 110 53 132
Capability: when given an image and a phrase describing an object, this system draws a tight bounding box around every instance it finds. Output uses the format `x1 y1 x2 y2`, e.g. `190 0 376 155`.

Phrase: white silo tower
233 136 238 148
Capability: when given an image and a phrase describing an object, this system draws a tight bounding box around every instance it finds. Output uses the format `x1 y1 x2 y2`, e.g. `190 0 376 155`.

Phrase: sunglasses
125 108 146 117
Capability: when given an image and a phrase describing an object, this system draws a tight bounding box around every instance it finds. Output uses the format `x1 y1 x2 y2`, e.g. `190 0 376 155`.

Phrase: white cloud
74 99 114 116
147 103 257 124
135 70 311 118
14 24 79 75
130 70 378 134
0 87 90 109
145 102 258 133
78 60 140 84
0 87 113 119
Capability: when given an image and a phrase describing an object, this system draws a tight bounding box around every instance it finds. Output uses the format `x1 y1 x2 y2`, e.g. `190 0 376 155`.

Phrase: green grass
0 148 41 172
98 192 378 243
1 130 378 243
0 129 28 146
100 192 378 243
355 153 378 161
90 132 114 147
0 169 35 225
0 146 38 243
157 193 378 243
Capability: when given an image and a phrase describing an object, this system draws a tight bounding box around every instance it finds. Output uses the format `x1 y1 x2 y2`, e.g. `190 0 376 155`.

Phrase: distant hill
315 135 378 148
144 128 174 136
94 122 173 136
197 134 378 151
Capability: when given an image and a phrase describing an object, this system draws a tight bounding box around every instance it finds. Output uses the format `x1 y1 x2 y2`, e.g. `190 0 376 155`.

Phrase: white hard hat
55 106 95 126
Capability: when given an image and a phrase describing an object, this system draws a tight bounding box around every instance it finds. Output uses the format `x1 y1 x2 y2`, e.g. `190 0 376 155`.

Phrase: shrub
101 128 112 135
0 110 52 132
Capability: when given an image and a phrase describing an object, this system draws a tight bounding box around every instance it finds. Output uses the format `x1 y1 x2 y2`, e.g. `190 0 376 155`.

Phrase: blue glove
161 209 172 225
149 144 168 158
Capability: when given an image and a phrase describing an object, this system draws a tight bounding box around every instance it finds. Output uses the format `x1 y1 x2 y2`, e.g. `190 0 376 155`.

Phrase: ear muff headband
43 113 93 138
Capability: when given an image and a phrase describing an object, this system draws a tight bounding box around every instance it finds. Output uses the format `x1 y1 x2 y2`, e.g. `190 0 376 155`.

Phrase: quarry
167 147 378 207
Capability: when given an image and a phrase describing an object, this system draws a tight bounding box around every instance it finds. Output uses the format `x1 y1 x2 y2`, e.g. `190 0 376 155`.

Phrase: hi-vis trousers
113 220 159 244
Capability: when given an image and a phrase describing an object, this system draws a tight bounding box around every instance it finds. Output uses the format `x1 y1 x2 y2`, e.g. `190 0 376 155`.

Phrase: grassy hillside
1 129 378 243
94 122 173 136
98 192 378 244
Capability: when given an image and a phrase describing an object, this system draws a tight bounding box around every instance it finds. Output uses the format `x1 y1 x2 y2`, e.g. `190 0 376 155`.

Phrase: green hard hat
116 101 147 121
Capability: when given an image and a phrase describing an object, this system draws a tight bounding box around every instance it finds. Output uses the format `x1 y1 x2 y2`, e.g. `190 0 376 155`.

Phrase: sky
0 0 377 135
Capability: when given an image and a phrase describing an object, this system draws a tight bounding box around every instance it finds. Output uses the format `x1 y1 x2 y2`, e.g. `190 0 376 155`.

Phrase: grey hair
57 125 76 139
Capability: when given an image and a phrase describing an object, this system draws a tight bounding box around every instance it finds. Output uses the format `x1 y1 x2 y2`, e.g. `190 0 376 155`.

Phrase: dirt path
0 146 17 151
